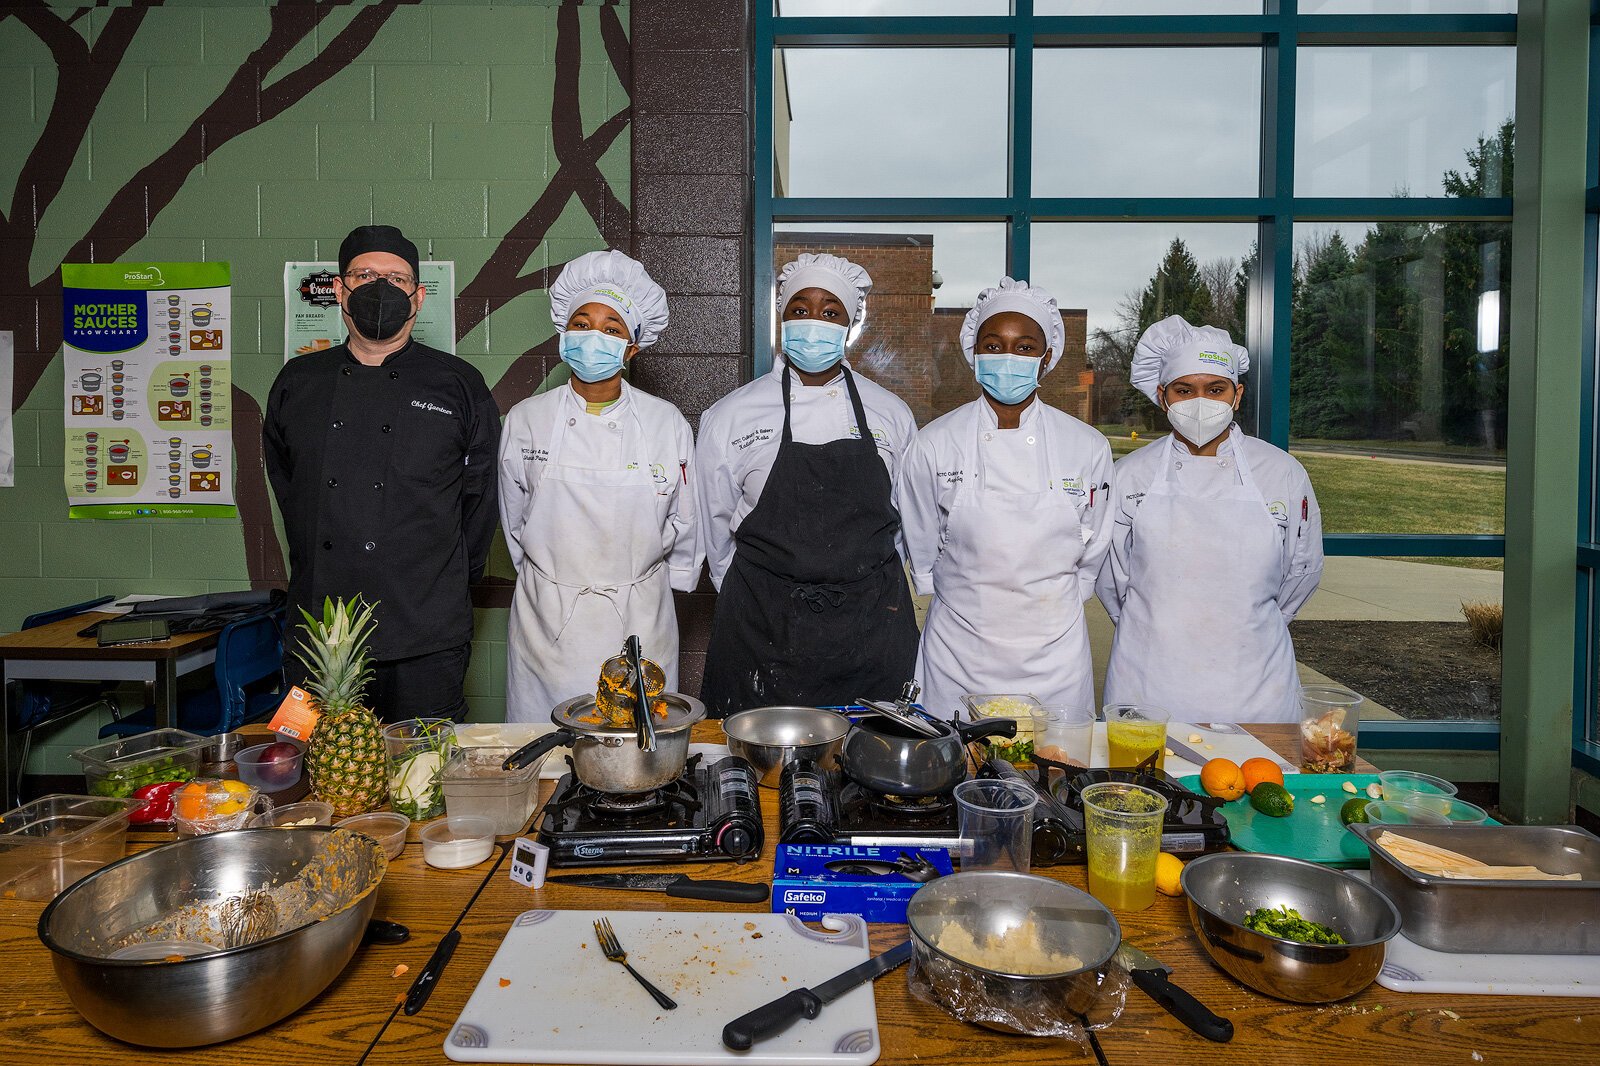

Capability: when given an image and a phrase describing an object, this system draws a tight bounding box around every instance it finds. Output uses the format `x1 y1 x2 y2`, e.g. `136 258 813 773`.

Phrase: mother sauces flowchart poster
61 262 236 519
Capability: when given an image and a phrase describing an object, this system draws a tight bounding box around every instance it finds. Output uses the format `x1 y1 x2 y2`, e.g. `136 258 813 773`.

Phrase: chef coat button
327 478 337 488
983 432 993 442
332 420 343 430
341 367 351 376
322 540 333 550
389 371 399 380
381 424 391 433
1175 461 1184 469
373 481 383 490
608 421 617 430
1026 435 1036 445
1221 459 1231 468
364 541 376 552
828 389 837 398
567 418 576 427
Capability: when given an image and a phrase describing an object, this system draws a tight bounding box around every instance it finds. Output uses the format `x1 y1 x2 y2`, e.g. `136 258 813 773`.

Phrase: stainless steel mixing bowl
38 826 387 1047
723 705 850 786
1181 851 1401 1003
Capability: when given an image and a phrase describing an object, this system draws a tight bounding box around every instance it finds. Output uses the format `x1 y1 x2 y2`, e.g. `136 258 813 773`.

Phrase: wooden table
1 725 1595 1065
0 610 221 733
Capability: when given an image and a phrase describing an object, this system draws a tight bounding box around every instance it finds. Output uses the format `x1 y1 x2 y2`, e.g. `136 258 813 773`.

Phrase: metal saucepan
502 692 706 794
839 713 1016 797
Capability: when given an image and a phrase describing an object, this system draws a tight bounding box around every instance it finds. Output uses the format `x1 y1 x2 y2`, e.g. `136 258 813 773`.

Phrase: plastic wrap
907 943 1129 1043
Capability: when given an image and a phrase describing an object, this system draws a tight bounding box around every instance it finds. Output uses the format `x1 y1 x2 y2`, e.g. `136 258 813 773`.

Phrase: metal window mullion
1321 534 1505 557
1010 0 1034 282
1261 4 1296 451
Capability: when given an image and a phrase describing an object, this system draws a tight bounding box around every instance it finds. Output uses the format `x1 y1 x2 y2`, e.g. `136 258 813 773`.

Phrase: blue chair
98 610 287 739
4 596 119 807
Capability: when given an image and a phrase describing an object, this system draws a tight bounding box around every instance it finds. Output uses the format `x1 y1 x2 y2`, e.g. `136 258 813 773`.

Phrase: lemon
1155 852 1185 897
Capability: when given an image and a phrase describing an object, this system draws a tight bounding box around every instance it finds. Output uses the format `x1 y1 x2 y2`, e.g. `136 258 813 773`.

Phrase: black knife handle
1130 967 1233 1043
404 929 461 1016
722 988 824 1050
666 880 770 903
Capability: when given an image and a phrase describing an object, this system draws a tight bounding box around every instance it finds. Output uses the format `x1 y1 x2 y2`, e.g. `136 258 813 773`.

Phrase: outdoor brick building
774 233 1098 426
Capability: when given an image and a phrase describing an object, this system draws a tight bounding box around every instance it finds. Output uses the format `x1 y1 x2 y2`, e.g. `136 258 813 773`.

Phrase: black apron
701 366 919 716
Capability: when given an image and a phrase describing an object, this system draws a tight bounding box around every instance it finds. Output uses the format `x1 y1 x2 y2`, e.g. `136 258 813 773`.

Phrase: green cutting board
1178 773 1383 869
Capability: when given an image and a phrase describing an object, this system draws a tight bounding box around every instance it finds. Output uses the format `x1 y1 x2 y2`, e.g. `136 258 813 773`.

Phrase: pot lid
551 692 706 735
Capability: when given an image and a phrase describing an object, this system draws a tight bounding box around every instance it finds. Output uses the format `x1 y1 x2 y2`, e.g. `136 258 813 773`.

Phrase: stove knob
719 825 755 858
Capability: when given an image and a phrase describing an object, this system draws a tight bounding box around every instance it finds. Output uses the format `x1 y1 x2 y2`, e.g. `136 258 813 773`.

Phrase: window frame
756 0 1517 749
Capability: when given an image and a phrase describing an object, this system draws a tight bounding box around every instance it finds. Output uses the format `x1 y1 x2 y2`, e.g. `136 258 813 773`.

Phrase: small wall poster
283 261 456 361
61 262 236 519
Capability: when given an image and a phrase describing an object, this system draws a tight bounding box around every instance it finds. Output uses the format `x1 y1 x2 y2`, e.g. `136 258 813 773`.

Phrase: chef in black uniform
264 225 500 721
697 252 920 716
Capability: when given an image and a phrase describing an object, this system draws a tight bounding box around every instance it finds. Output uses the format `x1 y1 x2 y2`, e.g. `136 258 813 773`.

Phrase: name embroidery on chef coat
411 400 455 416
730 427 775 452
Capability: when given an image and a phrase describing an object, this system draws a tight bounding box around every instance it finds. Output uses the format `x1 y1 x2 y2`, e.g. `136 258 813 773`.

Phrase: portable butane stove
537 753 764 867
1023 757 1232 861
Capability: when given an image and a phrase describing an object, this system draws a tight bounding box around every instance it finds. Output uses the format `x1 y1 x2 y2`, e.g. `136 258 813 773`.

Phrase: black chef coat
264 340 501 661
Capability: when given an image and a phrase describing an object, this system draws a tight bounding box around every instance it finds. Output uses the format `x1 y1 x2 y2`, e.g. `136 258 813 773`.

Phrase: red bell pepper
128 780 185 824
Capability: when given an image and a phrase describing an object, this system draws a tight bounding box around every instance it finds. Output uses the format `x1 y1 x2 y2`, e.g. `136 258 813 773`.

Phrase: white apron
916 408 1094 718
1103 429 1298 723
506 402 678 723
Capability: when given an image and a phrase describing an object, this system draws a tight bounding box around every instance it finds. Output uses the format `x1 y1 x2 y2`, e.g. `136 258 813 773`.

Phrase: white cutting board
444 910 882 1065
1087 722 1297 777
1338 872 1600 996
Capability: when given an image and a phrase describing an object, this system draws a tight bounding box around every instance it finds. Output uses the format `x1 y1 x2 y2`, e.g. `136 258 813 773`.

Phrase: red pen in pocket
679 459 688 484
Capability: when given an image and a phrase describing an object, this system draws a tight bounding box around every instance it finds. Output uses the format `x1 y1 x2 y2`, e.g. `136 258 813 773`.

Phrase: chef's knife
722 940 913 1051
1114 941 1233 1043
545 872 770 903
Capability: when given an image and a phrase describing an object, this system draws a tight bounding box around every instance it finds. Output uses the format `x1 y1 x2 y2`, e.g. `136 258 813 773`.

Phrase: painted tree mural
1 0 629 616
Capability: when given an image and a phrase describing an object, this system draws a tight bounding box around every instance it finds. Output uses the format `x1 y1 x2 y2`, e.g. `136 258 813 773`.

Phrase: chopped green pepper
1242 905 1347 945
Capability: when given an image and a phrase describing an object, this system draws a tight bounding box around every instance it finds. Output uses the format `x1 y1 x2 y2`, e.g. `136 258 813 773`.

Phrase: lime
1249 781 1294 817
1340 797 1372 825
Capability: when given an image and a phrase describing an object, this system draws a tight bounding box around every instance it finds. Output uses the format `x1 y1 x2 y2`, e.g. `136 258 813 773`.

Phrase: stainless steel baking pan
1350 823 1600 955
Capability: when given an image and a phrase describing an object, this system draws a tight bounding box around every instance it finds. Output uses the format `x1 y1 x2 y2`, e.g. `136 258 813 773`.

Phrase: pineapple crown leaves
294 595 379 710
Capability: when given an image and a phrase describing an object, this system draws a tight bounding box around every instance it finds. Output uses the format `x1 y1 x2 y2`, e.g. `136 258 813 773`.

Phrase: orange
175 781 210 821
1199 758 1246 801
1241 757 1285 794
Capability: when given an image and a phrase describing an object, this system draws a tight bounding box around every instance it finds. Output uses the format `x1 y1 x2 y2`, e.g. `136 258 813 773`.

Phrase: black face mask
344 279 417 342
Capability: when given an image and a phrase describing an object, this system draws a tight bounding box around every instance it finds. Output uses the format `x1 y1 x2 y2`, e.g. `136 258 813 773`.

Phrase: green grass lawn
1099 433 1505 571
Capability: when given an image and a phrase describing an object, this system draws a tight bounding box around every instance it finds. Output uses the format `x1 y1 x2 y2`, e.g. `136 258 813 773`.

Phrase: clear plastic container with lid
0 794 146 900
69 728 208 798
441 746 542 837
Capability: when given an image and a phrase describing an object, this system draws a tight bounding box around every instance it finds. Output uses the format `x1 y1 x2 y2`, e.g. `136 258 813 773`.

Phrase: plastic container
1378 770 1458 804
0 794 146 900
336 811 410 860
172 780 271 837
1363 800 1450 826
1299 684 1363 773
234 741 305 792
252 800 334 827
441 746 541 837
421 816 495 869
960 694 1045 765
70 729 208 799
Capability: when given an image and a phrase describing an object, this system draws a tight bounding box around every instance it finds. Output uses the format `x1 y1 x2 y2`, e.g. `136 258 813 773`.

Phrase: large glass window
760 4 1516 745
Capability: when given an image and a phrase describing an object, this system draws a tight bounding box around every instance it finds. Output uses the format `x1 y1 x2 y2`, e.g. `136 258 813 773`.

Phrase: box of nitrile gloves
771 844 953 924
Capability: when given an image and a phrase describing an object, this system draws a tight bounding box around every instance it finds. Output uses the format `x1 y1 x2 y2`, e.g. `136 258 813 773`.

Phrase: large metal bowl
905 871 1127 1036
38 826 387 1047
723 706 850 786
1181 851 1401 1003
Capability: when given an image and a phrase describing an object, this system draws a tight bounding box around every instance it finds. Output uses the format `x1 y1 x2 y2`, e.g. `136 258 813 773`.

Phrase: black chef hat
339 225 420 280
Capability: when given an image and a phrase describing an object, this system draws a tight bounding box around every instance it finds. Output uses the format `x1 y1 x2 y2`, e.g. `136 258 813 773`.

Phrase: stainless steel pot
839 713 1017 797
724 706 851 786
502 692 706 793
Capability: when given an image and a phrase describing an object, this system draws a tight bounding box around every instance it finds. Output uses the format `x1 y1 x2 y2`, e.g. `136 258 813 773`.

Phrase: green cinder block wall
1 1 630 777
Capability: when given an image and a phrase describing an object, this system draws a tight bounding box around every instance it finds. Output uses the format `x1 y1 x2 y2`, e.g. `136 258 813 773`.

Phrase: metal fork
593 917 677 1010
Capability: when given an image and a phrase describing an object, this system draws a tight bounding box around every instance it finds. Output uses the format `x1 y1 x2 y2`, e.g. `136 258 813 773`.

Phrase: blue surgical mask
976 354 1042 405
560 329 629 383
781 320 848 374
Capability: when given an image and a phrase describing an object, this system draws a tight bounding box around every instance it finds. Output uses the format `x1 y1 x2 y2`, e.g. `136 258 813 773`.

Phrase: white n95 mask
1167 397 1235 446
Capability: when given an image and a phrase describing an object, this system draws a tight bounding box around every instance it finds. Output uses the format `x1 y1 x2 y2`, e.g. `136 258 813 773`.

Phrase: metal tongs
856 680 942 738
624 635 656 753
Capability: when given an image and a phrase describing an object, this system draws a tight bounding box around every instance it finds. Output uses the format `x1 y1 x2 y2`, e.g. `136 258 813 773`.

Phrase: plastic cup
383 718 457 821
1033 706 1094 768
1300 684 1363 773
953 778 1037 874
1081 781 1169 911
1103 705 1170 771
1363 799 1450 826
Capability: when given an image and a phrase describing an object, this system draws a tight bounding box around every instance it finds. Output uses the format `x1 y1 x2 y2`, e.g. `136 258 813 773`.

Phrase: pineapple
296 596 388 817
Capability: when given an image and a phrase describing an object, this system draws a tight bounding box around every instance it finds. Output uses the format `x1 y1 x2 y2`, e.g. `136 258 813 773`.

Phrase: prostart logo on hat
1197 349 1232 370
590 285 633 312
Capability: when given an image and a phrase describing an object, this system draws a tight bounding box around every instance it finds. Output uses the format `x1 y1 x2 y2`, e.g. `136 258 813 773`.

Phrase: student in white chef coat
898 278 1115 717
1096 315 1323 723
498 251 702 723
698 252 920 716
